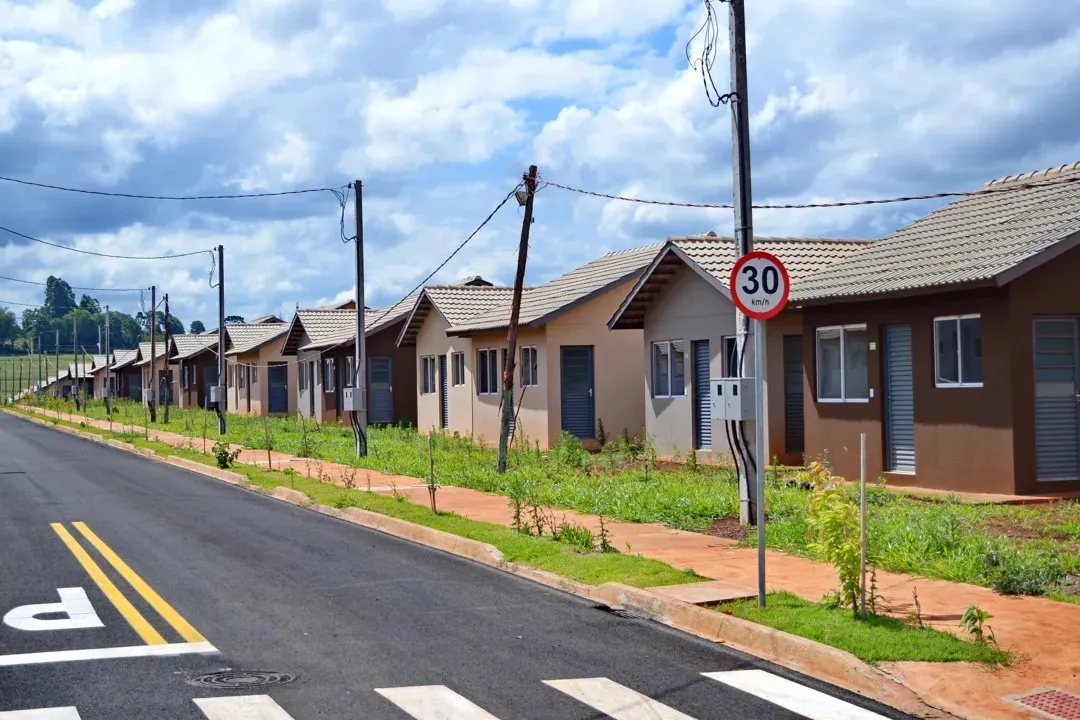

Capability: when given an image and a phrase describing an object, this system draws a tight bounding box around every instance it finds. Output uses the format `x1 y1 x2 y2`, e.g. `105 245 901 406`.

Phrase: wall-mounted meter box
142 388 153 403
710 378 756 421
342 387 366 412
209 385 225 404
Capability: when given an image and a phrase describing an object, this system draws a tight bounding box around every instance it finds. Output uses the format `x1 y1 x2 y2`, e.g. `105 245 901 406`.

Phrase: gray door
692 340 711 450
1035 319 1080 480
203 365 218 409
560 346 595 440
308 362 316 416
268 364 288 413
783 335 805 454
439 354 448 429
884 324 916 472
368 356 394 424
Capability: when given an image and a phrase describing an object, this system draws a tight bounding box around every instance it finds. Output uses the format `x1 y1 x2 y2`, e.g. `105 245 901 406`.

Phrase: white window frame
344 356 355 388
651 340 686 398
721 336 738 378
815 324 870 404
934 314 983 388
477 348 499 395
420 356 437 395
228 365 235 388
299 361 308 391
251 365 258 385
521 346 539 387
451 352 465 386
324 358 335 393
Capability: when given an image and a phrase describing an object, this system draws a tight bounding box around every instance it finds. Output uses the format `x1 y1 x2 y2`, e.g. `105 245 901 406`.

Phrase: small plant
212 440 241 469
557 522 596 552
981 546 1064 596
867 566 886 616
685 448 698 473
960 604 998 647
296 411 316 458
330 493 353 509
596 417 608 448
261 416 274 470
201 412 209 454
806 460 862 617
507 472 530 534
640 437 657 483
342 465 358 490
390 480 407 503
426 432 439 513
598 514 617 553
907 586 924 628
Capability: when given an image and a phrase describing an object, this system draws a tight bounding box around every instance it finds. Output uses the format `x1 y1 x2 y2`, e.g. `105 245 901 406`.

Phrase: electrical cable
687 0 729 108
0 223 214 259
0 174 345 201
0 275 147 292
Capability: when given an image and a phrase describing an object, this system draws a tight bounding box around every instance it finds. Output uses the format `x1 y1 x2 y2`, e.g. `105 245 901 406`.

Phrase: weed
342 464 358 490
212 440 241 469
907 587 923 628
806 461 862 617
598 515 617 554
596 418 608 448
557 522 596 552
685 448 698 473
960 604 998 647
390 480 407 503
981 546 1064 596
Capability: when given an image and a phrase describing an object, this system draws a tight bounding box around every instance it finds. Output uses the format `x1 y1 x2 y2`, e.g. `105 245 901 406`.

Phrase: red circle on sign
729 250 790 320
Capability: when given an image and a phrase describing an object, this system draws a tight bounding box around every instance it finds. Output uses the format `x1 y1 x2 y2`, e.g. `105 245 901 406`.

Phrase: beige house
609 235 868 465
223 320 295 416
170 334 220 409
398 246 659 449
136 341 172 406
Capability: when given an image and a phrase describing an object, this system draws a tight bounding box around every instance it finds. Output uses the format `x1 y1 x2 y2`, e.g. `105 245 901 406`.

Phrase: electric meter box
209 385 225 404
710 378 756 422
142 388 153 403
342 387 365 412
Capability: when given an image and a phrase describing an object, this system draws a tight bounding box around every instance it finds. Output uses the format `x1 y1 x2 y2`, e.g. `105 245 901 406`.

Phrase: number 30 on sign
729 250 790 321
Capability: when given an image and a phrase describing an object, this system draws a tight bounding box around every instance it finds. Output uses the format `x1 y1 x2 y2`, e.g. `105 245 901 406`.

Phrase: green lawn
1 353 76 399
25 397 1080 602
718 592 1012 665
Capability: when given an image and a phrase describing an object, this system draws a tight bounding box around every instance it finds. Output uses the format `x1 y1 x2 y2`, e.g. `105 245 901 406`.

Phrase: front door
368 356 394 424
560 346 595 440
268 363 288 414
1035 319 1080 480
438 355 448 429
783 335 805 454
692 340 711 450
884 324 916 472
308 362 316 416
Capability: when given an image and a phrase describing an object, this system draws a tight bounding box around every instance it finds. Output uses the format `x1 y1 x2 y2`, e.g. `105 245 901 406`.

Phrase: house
279 301 417 426
67 357 96 398
608 235 868 465
791 161 1080 496
109 349 142 401
222 321 295 416
135 341 172 405
171 334 221 409
398 247 659 449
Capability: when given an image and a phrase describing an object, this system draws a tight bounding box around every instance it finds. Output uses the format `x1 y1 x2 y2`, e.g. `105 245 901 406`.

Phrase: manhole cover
186 671 295 690
1005 687 1080 720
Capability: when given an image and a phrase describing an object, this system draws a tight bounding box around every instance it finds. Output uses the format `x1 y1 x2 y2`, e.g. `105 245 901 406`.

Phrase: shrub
552 431 589 471
212 440 241 469
556 522 596 552
981 546 1064 596
806 461 862 616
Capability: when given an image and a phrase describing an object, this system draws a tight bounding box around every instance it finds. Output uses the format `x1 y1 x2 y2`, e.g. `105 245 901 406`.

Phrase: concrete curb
2 408 957 719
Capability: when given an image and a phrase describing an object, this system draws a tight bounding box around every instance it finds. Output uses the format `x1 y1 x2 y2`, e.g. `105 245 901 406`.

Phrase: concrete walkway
20 405 1080 720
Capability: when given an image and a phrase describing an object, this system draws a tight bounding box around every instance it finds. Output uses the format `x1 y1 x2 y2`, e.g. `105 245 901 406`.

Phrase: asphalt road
0 412 914 719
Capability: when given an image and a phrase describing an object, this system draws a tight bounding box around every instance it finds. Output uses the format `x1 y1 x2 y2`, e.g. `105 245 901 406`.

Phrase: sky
1 0 1079 330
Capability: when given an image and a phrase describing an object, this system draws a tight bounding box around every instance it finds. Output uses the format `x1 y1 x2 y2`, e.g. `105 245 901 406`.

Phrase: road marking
375 685 501 719
72 521 206 643
703 670 890 720
50 523 166 645
0 710 82 719
3 588 103 631
194 695 295 719
544 678 696 719
0 641 217 667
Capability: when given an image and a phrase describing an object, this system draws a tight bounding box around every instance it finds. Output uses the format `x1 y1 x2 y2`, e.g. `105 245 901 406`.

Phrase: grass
22 397 1080 603
718 592 1013 665
0 353 76 399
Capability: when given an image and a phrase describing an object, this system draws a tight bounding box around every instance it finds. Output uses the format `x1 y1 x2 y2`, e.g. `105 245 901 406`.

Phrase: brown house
793 161 1080 496
222 320 295 416
171 334 220 409
109 349 142 401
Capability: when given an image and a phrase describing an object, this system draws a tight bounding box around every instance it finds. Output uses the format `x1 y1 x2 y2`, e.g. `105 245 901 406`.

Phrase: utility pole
352 180 368 457
163 293 171 423
105 305 111 419
72 315 79 409
36 336 42 395
497 165 538 473
55 330 59 399
215 245 226 435
149 285 157 422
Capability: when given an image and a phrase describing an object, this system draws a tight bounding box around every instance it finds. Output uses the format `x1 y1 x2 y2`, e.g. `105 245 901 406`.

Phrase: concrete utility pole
163 293 171 423
216 245 226 435
353 179 368 457
36 336 42 394
497 165 538 474
105 306 111 419
72 315 79 409
54 329 59 399
149 285 157 422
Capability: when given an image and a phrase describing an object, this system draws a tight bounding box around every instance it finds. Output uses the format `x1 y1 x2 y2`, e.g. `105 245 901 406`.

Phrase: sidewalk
22 406 1080 720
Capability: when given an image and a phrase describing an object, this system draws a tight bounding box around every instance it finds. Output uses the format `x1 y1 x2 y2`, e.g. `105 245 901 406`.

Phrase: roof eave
278 314 305 356
993 227 1080 287
792 278 999 307
395 292 430 348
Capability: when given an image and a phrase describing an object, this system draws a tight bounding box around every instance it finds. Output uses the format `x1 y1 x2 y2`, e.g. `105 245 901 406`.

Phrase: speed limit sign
729 250 790 320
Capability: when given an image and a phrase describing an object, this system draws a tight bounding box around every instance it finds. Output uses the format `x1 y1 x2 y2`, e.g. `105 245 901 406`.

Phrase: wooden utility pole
216 245 226 435
163 293 171 423
149 285 157 422
105 305 111 419
352 179 368 457
54 329 59 399
497 165 538 473
72 315 79 409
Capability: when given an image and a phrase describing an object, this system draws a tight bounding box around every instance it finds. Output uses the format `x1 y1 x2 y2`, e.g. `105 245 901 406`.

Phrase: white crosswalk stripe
544 677 696 720
0 711 82 719
703 670 891 720
193 695 296 719
375 685 501 719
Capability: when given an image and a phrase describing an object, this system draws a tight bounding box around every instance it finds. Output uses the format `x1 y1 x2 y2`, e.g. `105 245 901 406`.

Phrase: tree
0 307 18 350
166 315 184 336
224 315 245 324
189 320 206 334
79 294 102 315
44 276 76 318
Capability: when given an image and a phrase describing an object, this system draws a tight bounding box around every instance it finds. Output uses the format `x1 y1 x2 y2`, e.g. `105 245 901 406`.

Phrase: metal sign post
729 250 791 607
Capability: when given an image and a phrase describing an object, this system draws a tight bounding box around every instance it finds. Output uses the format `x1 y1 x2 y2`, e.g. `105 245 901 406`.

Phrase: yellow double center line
51 521 206 646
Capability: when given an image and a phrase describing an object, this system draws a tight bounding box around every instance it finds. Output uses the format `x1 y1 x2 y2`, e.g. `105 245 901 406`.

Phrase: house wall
415 309 474 436
546 280 645 449
178 355 217 409
368 318 417 428
140 356 172 406
1008 244 1080 494
296 347 320 421
802 287 1015 494
467 327 547 447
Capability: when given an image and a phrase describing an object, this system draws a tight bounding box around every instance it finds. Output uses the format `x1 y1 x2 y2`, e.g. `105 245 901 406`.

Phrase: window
228 365 235 388
451 352 465 386
239 366 246 389
722 336 738 377
477 349 499 394
344 356 355 387
421 356 437 394
816 325 868 402
324 358 335 392
652 340 686 397
935 315 982 387
299 362 308 391
521 346 539 387
251 365 258 385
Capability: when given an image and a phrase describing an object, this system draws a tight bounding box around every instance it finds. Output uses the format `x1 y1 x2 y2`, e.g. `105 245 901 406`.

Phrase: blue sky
2 0 1079 329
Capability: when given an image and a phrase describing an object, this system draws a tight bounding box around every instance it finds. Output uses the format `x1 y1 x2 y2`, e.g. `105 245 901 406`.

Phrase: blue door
692 340 711 450
268 364 288 414
439 355 448 429
560 346 594 440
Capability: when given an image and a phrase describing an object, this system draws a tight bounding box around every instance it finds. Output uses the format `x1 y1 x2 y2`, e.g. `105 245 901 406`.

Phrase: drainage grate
1006 688 1080 720
186 670 295 690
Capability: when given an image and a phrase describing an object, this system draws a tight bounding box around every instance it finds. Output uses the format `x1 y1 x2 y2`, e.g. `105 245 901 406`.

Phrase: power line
0 174 345 201
0 274 146 292
0 299 41 307
537 173 1080 210
0 224 214 260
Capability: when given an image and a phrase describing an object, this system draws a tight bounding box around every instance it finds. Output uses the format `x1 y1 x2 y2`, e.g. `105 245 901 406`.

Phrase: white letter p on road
3 588 104 631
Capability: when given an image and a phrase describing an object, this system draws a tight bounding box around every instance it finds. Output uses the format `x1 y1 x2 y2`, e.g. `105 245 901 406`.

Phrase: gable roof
279 300 414 355
249 314 285 324
134 341 170 367
68 358 94 377
172 334 219 361
110 348 140 371
396 285 518 346
224 322 290 356
793 162 1080 303
609 235 870 330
